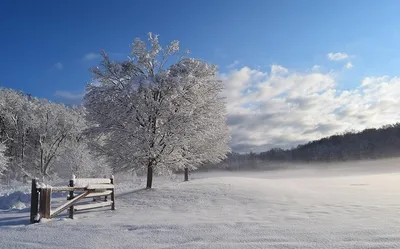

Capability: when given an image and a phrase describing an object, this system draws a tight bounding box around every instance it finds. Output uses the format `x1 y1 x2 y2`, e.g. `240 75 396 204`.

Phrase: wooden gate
30 175 115 223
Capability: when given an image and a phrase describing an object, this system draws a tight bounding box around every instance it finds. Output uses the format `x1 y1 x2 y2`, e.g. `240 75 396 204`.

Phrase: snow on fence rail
30 175 115 223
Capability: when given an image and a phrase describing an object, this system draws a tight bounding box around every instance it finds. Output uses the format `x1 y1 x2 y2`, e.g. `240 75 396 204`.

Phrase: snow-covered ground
2 161 400 248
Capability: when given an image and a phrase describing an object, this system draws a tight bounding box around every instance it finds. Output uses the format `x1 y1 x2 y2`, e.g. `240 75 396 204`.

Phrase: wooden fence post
30 178 39 223
110 175 115 210
103 175 108 202
184 168 189 182
39 187 51 219
68 175 75 219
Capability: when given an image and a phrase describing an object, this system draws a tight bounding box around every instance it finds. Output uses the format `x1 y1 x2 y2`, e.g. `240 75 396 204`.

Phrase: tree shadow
116 188 147 198
0 211 30 227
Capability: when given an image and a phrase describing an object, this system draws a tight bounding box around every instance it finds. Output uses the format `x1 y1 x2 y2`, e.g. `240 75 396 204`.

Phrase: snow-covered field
2 161 400 248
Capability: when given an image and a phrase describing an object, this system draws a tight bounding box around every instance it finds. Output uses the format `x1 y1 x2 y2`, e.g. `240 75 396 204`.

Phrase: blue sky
2 0 400 152
1 0 399 99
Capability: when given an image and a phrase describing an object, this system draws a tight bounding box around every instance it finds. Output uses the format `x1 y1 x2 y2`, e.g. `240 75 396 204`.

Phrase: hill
217 123 400 170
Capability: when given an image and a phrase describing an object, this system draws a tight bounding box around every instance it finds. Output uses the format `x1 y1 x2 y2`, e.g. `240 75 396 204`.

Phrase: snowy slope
1 169 400 248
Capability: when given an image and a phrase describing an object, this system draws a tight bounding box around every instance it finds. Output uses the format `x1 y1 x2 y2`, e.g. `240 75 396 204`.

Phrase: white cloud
227 60 240 69
312 65 320 71
361 76 388 87
345 62 353 69
54 62 63 70
270 64 288 75
327 52 349 61
83 52 101 61
54 91 84 102
223 65 400 153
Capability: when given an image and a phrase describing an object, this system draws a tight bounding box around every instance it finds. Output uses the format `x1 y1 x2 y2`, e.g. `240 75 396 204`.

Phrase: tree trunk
146 165 153 189
40 147 44 177
184 167 189 182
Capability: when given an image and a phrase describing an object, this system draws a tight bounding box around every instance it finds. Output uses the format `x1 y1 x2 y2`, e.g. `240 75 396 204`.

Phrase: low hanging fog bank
194 157 400 180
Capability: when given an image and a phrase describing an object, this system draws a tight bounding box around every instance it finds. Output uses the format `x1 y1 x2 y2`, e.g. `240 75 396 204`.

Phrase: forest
218 123 400 170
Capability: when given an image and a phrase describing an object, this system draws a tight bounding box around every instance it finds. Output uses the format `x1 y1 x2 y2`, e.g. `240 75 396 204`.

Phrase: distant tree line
214 124 400 170
0 88 111 183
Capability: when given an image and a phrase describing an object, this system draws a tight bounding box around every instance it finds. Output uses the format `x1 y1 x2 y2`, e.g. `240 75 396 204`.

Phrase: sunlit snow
1 160 400 248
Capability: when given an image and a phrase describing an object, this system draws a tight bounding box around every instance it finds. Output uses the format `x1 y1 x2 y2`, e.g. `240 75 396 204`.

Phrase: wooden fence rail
30 175 115 223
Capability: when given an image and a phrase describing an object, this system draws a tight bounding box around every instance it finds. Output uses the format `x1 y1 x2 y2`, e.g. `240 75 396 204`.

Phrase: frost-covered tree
55 139 111 178
0 88 91 181
84 32 230 188
0 88 36 179
0 143 9 175
31 100 86 178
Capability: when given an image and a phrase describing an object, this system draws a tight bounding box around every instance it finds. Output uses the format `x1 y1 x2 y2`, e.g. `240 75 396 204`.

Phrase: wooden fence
30 175 115 223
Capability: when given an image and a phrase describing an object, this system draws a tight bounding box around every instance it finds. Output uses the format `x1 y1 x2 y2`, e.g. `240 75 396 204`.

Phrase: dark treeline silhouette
209 123 400 170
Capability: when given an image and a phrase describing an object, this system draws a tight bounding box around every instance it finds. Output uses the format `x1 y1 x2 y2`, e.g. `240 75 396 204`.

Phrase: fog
193 157 400 180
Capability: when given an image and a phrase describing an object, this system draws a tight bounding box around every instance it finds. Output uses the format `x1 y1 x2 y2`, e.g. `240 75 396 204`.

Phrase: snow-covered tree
0 88 36 179
31 101 87 179
55 139 111 178
0 88 91 181
0 143 9 175
84 32 230 188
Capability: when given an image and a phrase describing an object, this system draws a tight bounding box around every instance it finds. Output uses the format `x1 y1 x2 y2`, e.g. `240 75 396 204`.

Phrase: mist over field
3 158 400 248
198 157 400 179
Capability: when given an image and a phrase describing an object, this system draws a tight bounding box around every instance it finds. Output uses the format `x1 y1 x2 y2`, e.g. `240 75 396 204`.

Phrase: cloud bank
222 65 400 153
